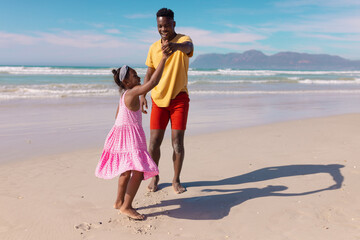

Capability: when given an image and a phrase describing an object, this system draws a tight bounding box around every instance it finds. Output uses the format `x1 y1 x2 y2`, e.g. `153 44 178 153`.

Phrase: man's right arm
140 67 156 114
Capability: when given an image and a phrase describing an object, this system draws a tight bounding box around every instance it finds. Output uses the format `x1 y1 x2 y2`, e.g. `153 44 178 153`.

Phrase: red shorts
150 92 190 130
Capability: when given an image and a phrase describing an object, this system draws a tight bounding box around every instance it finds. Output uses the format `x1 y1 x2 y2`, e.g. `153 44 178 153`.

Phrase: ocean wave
188 79 285 85
188 69 360 77
0 84 118 100
189 69 277 76
299 79 360 84
269 70 360 75
2 66 360 77
189 90 360 95
2 85 360 100
188 78 360 85
0 66 147 76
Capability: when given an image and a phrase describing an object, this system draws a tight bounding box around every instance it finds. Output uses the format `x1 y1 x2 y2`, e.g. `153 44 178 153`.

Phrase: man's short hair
156 8 174 20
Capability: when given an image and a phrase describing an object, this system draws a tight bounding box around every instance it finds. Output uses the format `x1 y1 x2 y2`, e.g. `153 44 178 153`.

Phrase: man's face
157 16 176 41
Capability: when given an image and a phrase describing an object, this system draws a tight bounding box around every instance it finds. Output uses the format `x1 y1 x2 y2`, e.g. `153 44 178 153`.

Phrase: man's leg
171 129 186 194
147 129 165 192
169 92 189 194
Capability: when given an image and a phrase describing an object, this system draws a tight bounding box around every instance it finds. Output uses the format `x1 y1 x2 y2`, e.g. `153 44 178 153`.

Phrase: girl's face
125 68 141 88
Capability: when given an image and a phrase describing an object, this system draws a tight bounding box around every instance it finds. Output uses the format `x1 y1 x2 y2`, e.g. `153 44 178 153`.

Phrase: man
141 8 194 194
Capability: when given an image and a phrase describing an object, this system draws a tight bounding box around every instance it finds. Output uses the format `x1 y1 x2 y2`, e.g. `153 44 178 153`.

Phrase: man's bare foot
147 175 159 192
173 182 186 194
119 207 145 221
113 201 122 209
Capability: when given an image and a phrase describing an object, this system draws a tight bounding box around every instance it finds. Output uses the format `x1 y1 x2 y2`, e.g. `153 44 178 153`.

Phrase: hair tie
119 65 129 82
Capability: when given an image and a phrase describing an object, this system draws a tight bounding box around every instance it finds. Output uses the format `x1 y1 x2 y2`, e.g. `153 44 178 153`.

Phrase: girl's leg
119 171 144 220
114 171 131 209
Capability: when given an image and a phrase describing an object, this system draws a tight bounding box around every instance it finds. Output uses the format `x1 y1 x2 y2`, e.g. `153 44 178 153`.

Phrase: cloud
58 18 106 29
225 13 360 42
177 27 267 49
138 27 268 50
124 13 153 19
105 29 121 34
0 30 137 49
0 32 38 46
279 16 360 34
224 24 276 35
0 30 152 65
134 27 160 44
37 31 129 48
91 23 105 28
273 0 360 8
0 26 271 64
299 33 360 42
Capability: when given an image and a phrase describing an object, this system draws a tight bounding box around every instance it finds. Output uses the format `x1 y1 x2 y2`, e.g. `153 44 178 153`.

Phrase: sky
1 0 360 66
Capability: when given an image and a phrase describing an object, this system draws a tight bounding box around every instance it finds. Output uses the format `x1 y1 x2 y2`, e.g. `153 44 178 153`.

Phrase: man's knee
149 130 165 152
171 130 185 154
172 140 184 154
149 137 162 152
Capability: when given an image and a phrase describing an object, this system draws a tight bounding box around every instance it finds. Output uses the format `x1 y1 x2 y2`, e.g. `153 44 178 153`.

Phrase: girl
95 49 169 220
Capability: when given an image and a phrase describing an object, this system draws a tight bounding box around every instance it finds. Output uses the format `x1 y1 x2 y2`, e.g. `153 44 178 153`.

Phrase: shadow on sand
140 164 344 220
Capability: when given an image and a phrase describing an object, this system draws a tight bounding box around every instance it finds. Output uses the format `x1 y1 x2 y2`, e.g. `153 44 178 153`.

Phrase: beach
0 112 360 239
1 67 360 239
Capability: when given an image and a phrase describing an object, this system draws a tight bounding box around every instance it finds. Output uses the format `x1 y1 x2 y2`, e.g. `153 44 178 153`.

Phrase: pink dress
95 90 159 180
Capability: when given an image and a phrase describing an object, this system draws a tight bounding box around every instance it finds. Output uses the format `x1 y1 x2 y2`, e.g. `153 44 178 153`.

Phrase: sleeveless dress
95 90 159 180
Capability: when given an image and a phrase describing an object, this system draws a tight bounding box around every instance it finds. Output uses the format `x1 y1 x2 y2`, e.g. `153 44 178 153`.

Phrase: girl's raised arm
128 48 169 97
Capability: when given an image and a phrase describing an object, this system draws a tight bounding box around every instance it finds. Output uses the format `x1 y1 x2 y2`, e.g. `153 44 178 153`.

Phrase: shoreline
2 92 360 164
1 113 359 239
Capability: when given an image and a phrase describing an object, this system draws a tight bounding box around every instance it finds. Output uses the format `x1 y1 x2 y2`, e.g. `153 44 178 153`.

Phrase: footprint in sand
74 221 104 232
74 222 91 231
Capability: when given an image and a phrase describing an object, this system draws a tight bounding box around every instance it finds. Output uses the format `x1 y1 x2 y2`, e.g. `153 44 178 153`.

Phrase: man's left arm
163 41 193 56
175 41 193 55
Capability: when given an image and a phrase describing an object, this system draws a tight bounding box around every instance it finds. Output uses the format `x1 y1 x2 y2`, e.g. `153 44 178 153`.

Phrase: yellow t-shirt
145 34 193 107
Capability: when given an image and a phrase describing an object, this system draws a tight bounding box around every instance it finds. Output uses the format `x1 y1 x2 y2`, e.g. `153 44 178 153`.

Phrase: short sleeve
179 35 194 58
145 45 154 68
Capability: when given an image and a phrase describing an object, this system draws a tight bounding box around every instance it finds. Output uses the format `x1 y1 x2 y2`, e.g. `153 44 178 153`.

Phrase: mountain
190 50 360 70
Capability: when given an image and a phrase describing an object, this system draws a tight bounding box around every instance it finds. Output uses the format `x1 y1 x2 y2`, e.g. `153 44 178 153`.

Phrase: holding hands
162 39 178 57
140 39 192 114
140 41 170 114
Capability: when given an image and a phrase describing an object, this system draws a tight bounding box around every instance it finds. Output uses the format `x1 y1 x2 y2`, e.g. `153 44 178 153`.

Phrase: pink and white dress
95 90 159 180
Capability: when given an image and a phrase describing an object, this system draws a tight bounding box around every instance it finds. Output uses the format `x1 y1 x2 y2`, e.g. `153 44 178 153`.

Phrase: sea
1 66 360 100
2 65 360 162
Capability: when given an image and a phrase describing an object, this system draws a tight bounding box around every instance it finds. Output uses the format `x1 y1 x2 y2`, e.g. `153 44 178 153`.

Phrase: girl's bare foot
119 207 145 221
173 182 186 194
147 175 159 192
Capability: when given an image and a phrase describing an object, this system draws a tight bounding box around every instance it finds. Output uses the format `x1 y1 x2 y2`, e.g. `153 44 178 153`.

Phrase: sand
0 113 359 239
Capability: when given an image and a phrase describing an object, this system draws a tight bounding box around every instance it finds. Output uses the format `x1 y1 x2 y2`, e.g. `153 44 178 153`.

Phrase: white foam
190 90 360 95
2 85 360 100
269 70 360 75
0 66 148 76
188 79 283 85
189 69 277 76
0 84 118 100
2 66 360 77
288 77 301 80
189 69 360 76
299 79 360 84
